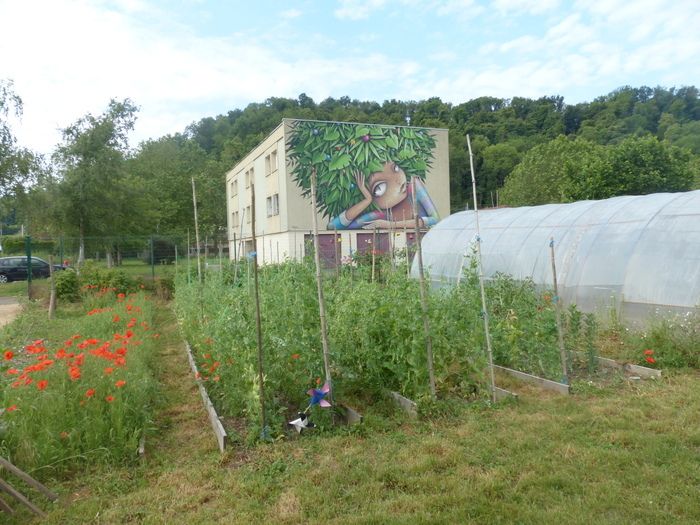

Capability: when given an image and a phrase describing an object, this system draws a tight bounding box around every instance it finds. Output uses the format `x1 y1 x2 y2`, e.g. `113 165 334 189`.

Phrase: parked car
0 257 66 283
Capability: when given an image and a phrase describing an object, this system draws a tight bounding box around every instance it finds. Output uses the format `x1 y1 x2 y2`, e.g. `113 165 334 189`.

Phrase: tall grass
0 290 159 477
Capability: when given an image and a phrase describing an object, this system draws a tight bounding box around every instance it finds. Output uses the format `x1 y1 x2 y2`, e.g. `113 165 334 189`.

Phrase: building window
265 150 278 176
271 150 278 172
266 193 279 217
231 179 238 197
231 211 239 228
246 206 251 223
245 168 254 188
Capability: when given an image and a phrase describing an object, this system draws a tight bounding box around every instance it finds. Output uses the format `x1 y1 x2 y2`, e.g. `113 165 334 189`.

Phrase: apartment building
226 119 450 265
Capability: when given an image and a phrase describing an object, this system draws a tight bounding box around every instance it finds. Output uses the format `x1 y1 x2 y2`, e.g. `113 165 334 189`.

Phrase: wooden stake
413 178 437 401
549 237 569 384
250 182 267 437
0 478 46 517
467 134 497 404
371 226 377 283
48 255 56 319
310 169 334 403
191 177 202 284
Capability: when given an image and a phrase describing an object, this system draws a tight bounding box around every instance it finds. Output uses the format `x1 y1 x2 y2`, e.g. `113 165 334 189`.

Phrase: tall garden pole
191 177 202 284
334 225 340 278
413 179 437 401
403 213 410 278
149 235 155 281
187 229 191 284
310 168 334 403
549 237 569 384
371 226 377 283
467 134 497 403
25 236 32 300
48 255 56 319
250 181 267 437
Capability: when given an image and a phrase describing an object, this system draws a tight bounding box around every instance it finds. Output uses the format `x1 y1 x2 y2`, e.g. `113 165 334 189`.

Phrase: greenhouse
418 190 700 323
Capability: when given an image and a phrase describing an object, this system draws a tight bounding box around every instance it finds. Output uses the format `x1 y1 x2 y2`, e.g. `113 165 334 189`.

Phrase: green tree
500 136 602 206
53 99 139 264
569 136 696 200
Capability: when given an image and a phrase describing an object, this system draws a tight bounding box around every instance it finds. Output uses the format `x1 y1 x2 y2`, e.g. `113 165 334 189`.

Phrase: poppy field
0 287 159 475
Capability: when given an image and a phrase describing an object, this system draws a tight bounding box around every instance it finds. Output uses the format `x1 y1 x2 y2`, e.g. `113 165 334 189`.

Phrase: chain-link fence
0 234 230 296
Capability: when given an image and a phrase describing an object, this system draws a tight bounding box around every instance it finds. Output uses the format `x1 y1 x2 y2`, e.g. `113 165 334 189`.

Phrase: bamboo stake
403 212 410 277
334 225 340 278
467 134 497 404
413 178 437 401
310 169 334 403
191 177 202 284
371 226 377 283
250 182 267 438
187 229 191 285
549 237 569 384
48 255 56 319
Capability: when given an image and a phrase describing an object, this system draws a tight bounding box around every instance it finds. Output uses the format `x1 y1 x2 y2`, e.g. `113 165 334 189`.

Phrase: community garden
0 255 699 523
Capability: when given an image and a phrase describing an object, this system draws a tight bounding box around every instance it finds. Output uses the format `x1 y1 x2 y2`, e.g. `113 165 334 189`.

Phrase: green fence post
150 235 155 281
25 235 32 299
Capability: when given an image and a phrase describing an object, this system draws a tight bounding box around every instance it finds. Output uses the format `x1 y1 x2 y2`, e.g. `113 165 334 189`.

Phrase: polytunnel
416 190 700 323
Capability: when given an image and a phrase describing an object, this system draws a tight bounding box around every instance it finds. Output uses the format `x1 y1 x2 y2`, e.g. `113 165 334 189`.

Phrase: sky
1 0 699 155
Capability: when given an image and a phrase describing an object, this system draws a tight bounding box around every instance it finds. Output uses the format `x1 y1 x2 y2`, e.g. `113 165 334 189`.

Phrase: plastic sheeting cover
416 190 700 322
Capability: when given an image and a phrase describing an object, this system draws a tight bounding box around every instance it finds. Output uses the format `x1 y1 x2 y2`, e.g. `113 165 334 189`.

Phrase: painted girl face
368 162 407 210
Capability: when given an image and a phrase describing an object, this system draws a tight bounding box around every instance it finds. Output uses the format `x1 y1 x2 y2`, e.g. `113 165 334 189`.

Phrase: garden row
174 258 600 438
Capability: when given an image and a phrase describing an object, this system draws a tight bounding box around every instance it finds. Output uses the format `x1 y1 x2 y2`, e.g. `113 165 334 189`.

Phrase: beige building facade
226 119 450 265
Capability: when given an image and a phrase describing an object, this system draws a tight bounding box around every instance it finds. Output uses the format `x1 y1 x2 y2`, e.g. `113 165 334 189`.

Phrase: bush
54 269 80 302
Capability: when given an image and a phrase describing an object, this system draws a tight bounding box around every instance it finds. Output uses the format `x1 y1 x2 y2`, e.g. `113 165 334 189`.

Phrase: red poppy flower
113 315 121 323
6 368 19 375
104 367 114 375
117 293 126 299
4 350 13 361
291 353 300 360
105 395 114 402
85 388 96 398
645 357 656 364
37 380 48 391
115 380 126 388
69 367 81 380
643 349 654 356
6 405 18 412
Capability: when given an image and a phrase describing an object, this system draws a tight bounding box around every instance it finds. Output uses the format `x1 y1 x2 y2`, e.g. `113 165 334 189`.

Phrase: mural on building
288 120 439 230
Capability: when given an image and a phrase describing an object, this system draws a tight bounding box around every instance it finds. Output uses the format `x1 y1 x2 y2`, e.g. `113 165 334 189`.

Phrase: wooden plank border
389 391 418 418
575 352 661 378
493 365 570 395
184 342 228 452
494 386 519 401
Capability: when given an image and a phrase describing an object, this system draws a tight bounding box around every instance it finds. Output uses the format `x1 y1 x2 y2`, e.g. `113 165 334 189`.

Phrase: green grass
4 301 700 523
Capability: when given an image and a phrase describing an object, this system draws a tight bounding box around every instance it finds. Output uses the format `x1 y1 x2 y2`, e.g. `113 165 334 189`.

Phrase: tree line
1 81 699 244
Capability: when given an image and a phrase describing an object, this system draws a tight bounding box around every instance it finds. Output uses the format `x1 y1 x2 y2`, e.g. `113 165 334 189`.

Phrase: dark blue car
0 257 65 283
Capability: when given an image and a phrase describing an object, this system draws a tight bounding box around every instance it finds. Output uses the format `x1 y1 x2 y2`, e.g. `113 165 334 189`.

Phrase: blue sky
1 0 699 154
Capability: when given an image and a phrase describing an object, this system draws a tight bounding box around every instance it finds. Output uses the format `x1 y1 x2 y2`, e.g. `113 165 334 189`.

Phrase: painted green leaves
287 120 437 219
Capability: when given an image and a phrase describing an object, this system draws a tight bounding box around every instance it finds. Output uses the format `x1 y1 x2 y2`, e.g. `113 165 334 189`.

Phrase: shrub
54 269 80 302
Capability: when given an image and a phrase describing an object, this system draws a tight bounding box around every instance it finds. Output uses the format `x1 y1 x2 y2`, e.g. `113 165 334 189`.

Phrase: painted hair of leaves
288 120 436 219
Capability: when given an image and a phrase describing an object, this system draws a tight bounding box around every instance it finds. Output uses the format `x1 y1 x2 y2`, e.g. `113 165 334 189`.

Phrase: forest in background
1 82 699 240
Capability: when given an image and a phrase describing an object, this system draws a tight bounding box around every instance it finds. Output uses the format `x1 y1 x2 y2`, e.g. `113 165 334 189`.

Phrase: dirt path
0 297 22 328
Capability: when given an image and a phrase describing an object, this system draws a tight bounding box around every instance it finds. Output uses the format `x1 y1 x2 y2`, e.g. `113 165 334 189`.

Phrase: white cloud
492 0 560 15
334 0 386 20
280 8 302 19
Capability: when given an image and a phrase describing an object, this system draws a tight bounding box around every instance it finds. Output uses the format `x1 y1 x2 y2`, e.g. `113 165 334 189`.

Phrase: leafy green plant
54 268 81 302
